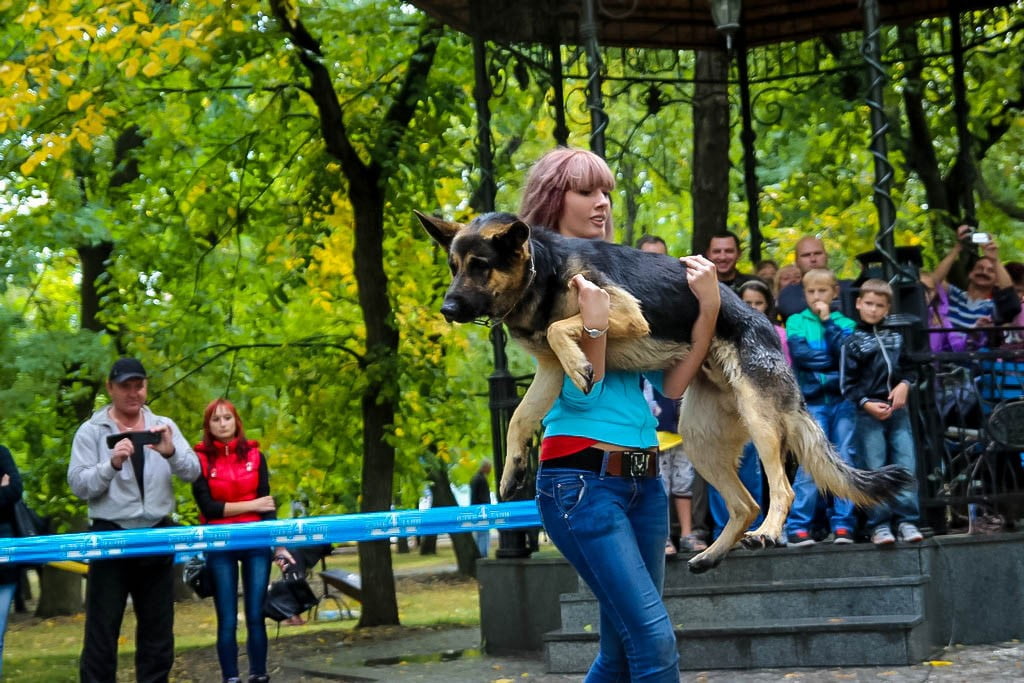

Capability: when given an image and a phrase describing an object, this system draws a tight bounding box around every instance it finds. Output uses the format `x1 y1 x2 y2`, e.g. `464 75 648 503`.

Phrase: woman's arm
662 256 721 399
572 273 610 383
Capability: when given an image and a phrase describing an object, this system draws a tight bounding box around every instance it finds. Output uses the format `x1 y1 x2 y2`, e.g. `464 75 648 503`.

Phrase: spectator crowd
641 224 1023 555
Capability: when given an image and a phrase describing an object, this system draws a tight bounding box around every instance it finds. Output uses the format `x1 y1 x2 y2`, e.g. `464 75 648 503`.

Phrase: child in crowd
738 280 790 360
840 279 924 545
784 268 857 546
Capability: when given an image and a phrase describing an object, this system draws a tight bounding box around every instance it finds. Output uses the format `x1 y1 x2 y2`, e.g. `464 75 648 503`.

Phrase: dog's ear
415 210 463 252
491 219 531 255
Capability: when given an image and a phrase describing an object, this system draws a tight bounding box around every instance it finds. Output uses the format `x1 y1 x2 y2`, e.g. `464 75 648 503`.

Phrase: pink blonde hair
519 147 616 240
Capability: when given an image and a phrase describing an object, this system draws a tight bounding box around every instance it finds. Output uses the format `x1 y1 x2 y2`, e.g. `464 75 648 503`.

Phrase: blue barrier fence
0 501 542 565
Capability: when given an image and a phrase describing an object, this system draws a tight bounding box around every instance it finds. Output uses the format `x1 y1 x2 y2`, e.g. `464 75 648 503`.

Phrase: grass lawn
4 543 482 682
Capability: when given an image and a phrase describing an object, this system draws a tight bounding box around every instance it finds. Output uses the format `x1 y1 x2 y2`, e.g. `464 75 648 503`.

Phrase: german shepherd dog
417 210 912 573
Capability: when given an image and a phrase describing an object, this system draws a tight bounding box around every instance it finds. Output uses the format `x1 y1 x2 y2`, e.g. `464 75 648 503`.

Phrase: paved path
270 625 1024 682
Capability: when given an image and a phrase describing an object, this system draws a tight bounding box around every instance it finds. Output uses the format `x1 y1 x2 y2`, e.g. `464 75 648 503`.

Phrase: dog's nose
440 300 462 322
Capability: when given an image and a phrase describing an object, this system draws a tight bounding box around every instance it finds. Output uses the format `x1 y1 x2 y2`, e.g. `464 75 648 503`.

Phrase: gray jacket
68 406 200 529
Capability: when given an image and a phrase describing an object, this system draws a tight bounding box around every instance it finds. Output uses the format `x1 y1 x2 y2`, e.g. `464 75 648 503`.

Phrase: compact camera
970 231 991 245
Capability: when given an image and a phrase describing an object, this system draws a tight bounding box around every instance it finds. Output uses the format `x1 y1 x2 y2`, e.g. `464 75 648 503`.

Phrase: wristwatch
583 324 607 338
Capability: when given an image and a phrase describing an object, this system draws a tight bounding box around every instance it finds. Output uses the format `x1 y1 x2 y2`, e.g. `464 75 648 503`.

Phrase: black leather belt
542 447 659 478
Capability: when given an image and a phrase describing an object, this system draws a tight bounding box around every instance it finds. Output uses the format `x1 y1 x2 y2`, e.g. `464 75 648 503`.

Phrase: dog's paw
499 462 527 500
566 363 594 395
740 533 776 550
687 550 722 574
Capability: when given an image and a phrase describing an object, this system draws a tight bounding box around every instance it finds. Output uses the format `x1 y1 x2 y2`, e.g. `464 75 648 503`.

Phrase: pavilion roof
408 0 1011 50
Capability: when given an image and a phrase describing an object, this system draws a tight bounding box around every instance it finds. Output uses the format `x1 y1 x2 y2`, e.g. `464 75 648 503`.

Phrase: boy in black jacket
841 279 923 546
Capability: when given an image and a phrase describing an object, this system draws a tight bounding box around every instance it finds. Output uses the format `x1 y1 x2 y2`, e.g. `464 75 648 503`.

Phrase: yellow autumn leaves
2 0 258 177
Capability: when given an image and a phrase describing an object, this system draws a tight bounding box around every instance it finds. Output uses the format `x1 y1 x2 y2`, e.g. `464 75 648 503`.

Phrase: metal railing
910 333 1024 534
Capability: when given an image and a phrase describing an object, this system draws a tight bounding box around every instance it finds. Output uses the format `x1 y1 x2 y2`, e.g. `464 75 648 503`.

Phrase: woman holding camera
192 399 294 683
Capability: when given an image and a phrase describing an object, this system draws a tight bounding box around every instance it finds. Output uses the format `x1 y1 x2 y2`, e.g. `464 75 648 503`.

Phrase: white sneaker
897 522 923 543
871 526 895 546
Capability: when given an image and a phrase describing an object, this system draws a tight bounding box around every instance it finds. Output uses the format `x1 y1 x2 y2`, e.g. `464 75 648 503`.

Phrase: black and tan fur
417 211 912 573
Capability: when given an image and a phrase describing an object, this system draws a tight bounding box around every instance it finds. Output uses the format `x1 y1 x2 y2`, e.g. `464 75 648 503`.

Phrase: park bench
317 568 361 620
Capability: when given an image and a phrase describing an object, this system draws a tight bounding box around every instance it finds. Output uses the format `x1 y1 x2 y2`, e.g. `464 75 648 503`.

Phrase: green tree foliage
1 0 1021 619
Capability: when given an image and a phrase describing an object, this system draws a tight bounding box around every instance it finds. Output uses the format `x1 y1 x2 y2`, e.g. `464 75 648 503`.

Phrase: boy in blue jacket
785 268 857 546
841 279 923 545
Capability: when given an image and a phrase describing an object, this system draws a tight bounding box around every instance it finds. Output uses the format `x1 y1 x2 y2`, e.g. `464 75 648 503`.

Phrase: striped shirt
946 284 994 329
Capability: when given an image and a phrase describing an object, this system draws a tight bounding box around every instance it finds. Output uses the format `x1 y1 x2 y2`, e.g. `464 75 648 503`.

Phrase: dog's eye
466 258 490 278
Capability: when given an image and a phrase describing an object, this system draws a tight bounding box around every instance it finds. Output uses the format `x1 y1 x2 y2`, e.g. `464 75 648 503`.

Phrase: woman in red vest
193 398 294 683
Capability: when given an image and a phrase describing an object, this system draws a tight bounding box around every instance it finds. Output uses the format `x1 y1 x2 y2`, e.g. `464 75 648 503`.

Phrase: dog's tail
783 409 913 506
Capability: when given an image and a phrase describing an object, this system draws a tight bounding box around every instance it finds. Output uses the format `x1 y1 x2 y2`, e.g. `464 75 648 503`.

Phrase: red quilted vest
196 440 262 525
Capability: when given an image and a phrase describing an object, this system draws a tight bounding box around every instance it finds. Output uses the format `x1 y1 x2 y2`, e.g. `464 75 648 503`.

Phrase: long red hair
201 398 248 460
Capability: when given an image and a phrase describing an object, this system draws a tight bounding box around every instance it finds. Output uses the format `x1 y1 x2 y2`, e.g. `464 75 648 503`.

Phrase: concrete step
558 574 930 629
545 613 933 672
665 543 927 588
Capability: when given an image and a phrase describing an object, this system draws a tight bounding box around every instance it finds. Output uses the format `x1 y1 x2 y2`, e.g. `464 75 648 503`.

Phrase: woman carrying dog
520 147 720 681
192 399 295 683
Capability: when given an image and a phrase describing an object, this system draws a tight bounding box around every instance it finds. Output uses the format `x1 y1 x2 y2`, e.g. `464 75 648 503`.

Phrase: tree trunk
267 4 439 626
426 463 478 578
35 566 82 617
346 150 401 625
691 49 730 254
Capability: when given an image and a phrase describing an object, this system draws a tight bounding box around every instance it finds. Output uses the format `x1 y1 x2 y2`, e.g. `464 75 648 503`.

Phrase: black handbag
183 555 215 599
263 570 318 622
12 499 48 538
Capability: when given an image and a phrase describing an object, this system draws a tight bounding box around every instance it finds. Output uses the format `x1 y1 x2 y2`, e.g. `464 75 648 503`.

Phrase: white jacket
68 405 200 529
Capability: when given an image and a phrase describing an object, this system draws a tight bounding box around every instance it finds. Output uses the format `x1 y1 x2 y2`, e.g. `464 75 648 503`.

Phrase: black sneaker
833 527 855 544
786 530 815 547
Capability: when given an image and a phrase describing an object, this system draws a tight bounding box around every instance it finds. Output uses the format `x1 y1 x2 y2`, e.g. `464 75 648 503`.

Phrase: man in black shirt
705 231 760 293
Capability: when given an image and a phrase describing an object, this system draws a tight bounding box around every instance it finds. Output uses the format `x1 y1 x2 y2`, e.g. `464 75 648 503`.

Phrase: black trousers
80 553 175 683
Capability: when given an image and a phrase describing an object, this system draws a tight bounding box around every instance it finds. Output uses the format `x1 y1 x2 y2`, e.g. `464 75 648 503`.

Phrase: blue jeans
855 407 920 529
537 468 679 682
0 580 16 678
786 399 857 534
208 546 273 680
473 530 490 558
708 442 764 540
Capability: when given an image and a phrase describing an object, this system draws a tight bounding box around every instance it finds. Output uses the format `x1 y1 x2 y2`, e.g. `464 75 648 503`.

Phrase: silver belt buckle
625 451 650 477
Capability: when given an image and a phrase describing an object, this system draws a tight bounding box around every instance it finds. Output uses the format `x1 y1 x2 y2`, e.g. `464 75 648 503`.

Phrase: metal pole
580 0 607 157
861 0 900 302
736 35 761 263
471 30 496 213
948 7 976 225
550 39 569 147
470 13 530 558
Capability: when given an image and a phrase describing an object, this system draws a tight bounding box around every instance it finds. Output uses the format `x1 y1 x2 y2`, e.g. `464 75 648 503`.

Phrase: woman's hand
681 255 721 311
249 496 277 513
570 273 609 332
274 547 296 570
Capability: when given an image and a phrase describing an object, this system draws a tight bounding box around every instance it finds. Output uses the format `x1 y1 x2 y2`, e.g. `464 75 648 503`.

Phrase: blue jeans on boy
0 580 16 677
208 546 274 681
855 407 920 530
708 442 764 540
786 399 857 535
536 468 678 682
